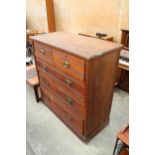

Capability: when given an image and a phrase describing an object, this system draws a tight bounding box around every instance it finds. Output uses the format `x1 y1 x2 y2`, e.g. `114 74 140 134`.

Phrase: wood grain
39 72 85 117
52 48 85 81
45 0 56 32
31 32 123 60
85 50 120 136
34 41 53 65
41 86 84 134
32 32 123 142
36 58 85 97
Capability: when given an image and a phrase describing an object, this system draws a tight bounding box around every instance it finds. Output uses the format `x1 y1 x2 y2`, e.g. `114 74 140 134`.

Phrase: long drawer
41 86 84 134
39 72 85 116
36 58 85 97
38 67 84 103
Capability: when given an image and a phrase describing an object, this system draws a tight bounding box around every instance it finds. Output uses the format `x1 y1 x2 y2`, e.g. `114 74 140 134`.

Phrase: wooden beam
45 0 56 32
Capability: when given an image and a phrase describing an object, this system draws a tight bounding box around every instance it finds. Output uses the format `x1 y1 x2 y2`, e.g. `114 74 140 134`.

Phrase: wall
120 0 129 29
26 0 129 42
53 0 129 42
26 0 48 33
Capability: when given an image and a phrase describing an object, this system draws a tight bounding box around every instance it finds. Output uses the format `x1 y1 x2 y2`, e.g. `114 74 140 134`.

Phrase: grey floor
26 84 129 155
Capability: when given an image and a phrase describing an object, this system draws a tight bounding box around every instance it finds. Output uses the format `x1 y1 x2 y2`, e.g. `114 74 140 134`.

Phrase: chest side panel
85 50 120 136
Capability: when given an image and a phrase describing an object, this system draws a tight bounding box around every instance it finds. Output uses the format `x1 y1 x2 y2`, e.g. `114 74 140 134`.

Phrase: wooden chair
26 64 40 102
119 148 129 155
113 125 129 155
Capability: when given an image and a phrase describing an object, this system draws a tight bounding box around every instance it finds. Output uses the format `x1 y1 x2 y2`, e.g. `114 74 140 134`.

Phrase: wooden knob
64 79 72 87
43 65 47 71
63 61 70 68
46 96 50 102
66 96 73 105
40 49 45 55
67 115 73 121
44 80 49 86
50 96 53 101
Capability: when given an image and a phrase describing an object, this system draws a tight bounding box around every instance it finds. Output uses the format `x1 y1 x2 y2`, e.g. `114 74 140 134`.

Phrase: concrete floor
26 84 129 155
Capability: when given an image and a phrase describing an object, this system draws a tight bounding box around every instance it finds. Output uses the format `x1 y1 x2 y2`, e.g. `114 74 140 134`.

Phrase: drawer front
41 87 84 134
34 42 53 65
36 59 85 97
38 68 84 103
39 74 85 116
52 48 85 81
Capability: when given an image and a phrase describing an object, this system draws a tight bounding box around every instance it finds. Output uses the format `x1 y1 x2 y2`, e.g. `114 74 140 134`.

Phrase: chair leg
113 138 119 155
34 85 40 102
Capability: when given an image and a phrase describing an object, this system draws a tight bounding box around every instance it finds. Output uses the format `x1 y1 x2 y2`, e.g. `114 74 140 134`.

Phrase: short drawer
41 87 84 134
36 58 85 97
39 74 85 116
34 42 53 65
52 48 85 81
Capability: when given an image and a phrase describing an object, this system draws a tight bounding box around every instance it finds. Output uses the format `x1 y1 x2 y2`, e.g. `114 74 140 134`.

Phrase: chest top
31 32 122 60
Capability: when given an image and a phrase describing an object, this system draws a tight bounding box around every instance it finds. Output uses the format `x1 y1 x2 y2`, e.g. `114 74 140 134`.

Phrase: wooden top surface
31 32 123 60
117 125 129 146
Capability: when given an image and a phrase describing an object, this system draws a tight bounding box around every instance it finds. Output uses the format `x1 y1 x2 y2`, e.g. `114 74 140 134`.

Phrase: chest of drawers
31 32 123 142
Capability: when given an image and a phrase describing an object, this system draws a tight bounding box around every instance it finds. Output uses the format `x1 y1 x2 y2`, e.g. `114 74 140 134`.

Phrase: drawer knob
67 115 73 121
43 65 47 71
66 96 73 105
50 96 53 101
63 61 70 68
40 49 45 55
64 79 72 87
46 96 50 102
44 80 49 86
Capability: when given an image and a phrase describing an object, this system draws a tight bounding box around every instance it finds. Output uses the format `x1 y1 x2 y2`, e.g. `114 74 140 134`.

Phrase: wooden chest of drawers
31 32 123 142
